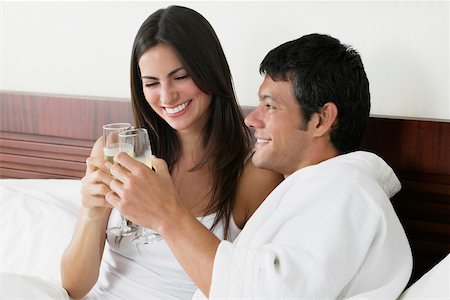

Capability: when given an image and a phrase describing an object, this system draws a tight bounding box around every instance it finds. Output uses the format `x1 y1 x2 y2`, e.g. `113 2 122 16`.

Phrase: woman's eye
175 75 189 80
144 82 159 88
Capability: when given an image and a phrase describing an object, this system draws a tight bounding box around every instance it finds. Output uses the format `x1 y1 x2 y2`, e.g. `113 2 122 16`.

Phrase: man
108 33 412 299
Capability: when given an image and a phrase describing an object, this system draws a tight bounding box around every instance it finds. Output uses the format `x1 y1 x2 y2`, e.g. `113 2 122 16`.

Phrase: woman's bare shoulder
233 157 284 228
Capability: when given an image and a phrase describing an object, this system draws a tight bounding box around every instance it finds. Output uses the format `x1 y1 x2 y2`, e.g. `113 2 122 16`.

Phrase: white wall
1 1 449 119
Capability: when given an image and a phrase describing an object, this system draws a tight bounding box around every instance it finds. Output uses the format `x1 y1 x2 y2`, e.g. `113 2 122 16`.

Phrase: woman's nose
160 83 178 105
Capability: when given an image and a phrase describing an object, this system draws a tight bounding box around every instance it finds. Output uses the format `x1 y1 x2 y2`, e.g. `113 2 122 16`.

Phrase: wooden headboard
0 91 133 178
1 91 449 285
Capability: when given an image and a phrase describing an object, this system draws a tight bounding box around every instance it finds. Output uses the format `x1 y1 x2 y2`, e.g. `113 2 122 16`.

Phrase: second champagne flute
119 128 163 244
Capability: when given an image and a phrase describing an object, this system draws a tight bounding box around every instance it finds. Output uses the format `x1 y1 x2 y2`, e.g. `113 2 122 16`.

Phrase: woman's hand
106 152 221 296
61 152 112 299
105 152 183 233
80 156 114 219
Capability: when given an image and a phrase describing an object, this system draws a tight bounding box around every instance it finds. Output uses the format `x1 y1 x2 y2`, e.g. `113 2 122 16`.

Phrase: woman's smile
164 99 192 117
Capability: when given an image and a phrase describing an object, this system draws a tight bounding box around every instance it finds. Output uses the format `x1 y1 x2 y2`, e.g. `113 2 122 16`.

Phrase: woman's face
138 43 212 134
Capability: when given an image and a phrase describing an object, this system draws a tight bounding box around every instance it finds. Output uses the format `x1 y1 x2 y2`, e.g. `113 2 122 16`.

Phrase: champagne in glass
119 128 163 244
103 123 132 164
103 123 138 237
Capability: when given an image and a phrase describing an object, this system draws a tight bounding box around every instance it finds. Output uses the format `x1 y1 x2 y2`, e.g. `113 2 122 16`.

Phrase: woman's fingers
113 152 139 171
105 191 121 210
85 156 107 173
105 154 180 228
81 160 115 209
82 194 113 209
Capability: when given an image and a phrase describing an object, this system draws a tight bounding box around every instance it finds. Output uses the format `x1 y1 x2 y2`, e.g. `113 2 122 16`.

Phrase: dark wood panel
0 91 133 140
0 131 94 148
361 117 450 174
0 140 91 160
0 168 76 179
395 198 450 224
0 163 84 178
1 154 85 176
0 153 85 170
0 91 133 179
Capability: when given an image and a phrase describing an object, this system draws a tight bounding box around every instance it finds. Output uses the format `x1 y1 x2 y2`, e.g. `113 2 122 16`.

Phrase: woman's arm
105 154 219 296
159 158 283 296
104 153 282 297
61 138 113 299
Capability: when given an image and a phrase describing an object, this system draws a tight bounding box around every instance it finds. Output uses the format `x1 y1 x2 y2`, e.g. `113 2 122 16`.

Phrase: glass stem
120 215 128 229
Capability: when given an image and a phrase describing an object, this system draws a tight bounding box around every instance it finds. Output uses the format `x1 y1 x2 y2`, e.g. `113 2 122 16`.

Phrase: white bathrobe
193 151 412 300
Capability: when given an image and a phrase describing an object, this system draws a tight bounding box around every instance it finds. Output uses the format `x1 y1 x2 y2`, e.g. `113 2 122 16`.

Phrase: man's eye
265 103 275 109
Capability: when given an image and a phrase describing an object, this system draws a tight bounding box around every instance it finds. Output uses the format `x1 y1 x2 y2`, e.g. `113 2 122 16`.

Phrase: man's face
245 75 315 177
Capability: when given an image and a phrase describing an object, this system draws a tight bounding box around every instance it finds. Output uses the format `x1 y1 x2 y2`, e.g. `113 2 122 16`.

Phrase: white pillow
398 254 450 299
0 272 69 299
0 179 81 282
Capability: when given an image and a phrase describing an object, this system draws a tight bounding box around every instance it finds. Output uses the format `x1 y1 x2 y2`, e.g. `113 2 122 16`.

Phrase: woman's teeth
165 100 191 114
257 138 270 143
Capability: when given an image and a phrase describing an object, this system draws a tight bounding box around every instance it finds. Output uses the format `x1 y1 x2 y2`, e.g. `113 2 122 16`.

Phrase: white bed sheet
1 179 448 300
0 272 70 299
0 179 81 298
399 253 450 300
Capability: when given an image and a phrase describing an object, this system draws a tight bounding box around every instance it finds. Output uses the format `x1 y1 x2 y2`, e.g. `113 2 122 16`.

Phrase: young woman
61 6 282 300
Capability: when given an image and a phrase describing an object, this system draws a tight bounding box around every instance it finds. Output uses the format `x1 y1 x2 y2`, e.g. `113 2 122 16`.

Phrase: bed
1 91 449 299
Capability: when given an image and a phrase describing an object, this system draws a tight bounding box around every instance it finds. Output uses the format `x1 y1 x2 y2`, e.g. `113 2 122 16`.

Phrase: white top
193 151 413 300
84 210 241 300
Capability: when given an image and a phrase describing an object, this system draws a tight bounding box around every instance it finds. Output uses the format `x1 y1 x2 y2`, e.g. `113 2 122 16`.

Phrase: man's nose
244 107 264 129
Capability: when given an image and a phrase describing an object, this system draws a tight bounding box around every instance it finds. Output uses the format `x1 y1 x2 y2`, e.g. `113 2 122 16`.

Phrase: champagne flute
103 123 138 236
103 123 132 164
119 128 163 244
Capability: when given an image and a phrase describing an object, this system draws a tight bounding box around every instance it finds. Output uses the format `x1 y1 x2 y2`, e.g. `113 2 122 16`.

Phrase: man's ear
312 102 338 137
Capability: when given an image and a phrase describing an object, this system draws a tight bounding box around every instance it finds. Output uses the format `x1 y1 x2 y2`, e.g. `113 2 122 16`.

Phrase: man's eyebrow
141 67 185 80
260 94 279 103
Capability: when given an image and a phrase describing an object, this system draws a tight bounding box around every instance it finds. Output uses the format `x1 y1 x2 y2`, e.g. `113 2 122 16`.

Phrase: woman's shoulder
233 154 284 228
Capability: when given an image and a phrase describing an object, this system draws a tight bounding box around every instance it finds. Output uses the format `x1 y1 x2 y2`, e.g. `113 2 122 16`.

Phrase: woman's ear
313 102 338 137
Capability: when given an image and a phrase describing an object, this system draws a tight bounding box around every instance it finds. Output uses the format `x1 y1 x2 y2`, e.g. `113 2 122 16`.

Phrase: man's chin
251 154 272 171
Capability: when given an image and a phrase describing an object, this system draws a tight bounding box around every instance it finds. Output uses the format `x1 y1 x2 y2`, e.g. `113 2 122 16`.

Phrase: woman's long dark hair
130 6 251 238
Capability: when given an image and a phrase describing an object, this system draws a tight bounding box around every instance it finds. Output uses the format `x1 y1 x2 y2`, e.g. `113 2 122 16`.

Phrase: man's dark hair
260 33 370 153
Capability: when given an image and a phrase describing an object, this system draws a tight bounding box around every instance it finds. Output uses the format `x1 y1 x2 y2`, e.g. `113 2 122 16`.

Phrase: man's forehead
258 77 294 102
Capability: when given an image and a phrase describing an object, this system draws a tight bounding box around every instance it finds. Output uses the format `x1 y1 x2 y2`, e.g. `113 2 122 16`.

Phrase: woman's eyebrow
141 67 185 80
